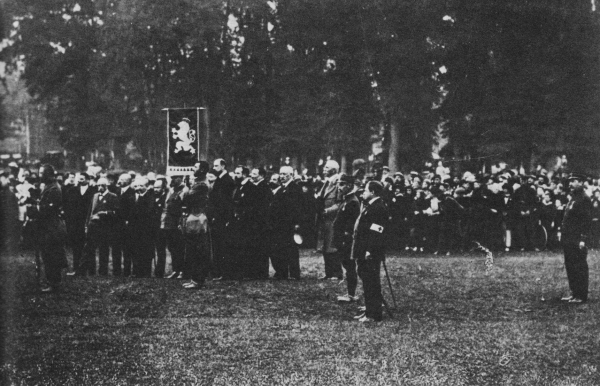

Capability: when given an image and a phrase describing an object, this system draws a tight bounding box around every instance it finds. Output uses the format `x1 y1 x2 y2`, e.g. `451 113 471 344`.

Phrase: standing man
79 177 119 276
113 173 135 276
269 166 302 280
334 174 361 302
64 173 97 275
208 158 235 280
352 181 389 323
228 166 255 280
156 176 187 279
249 167 272 279
129 177 155 278
561 173 592 304
36 164 68 292
316 160 343 280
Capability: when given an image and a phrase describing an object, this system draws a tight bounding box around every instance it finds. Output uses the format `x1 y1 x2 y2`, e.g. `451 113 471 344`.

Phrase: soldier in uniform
351 181 389 323
316 160 343 280
561 173 592 303
333 174 361 302
36 164 68 292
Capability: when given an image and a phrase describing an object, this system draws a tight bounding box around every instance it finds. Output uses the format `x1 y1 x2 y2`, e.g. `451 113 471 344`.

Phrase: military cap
568 172 586 181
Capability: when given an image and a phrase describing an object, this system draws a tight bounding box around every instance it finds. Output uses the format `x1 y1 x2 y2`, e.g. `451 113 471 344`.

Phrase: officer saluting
351 180 389 323
561 173 592 304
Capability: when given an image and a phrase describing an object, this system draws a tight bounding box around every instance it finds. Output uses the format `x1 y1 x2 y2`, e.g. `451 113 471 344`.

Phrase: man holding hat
561 173 592 303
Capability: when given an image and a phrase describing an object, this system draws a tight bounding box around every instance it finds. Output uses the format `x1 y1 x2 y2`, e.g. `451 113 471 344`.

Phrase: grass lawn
1 247 600 385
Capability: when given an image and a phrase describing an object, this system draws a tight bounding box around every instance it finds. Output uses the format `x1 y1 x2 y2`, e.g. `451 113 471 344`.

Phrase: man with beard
113 173 135 276
36 165 68 292
513 174 539 251
269 166 302 280
249 167 272 279
561 173 592 304
79 177 119 276
228 166 255 280
334 174 361 302
129 177 155 277
158 175 187 279
209 158 235 280
316 160 343 280
64 173 97 275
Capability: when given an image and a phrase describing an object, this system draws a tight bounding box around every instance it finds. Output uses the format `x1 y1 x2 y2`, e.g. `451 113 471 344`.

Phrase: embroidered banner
165 108 202 176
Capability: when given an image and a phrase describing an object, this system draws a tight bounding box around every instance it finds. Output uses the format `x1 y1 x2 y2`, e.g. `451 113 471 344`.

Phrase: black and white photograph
1 0 600 384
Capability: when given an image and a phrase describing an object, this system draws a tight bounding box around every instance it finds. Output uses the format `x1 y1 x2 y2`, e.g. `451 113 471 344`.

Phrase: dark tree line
2 0 599 173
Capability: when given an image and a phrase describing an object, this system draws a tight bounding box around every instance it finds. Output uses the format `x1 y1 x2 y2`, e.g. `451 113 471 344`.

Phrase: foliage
2 249 600 385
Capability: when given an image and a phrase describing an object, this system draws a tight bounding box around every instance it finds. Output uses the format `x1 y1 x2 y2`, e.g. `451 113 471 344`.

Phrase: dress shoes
176 272 185 280
337 294 358 303
183 280 201 289
357 316 380 323
40 286 57 293
166 272 180 279
319 276 332 280
353 312 366 320
568 298 586 304
357 306 367 312
561 295 574 302
66 271 77 276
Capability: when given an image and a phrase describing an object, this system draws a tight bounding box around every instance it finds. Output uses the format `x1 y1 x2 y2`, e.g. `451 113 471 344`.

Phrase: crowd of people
0 157 596 319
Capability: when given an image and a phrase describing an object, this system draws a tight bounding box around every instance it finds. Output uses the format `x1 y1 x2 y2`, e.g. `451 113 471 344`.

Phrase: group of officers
3 157 594 323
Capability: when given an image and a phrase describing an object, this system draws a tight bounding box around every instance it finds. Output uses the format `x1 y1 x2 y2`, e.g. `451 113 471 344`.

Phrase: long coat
316 174 340 253
269 180 302 248
351 197 389 260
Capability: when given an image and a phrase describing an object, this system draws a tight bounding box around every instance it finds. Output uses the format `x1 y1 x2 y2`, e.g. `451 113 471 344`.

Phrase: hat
410 171 419 177
568 172 586 181
339 173 354 184
394 172 403 177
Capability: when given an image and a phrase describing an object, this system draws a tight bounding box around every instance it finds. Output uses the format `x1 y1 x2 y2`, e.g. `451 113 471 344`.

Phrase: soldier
316 160 342 280
334 174 361 302
351 181 389 323
561 173 592 303
36 164 68 292
79 177 119 276
269 166 302 280
64 173 97 275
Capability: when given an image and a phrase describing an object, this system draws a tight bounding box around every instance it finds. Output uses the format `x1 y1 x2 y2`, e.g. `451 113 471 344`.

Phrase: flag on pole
165 108 201 176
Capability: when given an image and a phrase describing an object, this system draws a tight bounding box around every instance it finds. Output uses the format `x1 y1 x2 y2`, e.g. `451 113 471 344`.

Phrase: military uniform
351 197 389 321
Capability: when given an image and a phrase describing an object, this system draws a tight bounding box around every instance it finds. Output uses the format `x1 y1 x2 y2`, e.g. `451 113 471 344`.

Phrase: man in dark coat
113 173 135 276
36 164 68 292
209 158 236 280
561 173 592 303
129 177 156 278
333 174 361 302
64 173 97 275
79 177 119 276
513 175 539 251
269 166 302 280
352 181 389 323
228 166 255 281
157 175 187 279
249 167 272 279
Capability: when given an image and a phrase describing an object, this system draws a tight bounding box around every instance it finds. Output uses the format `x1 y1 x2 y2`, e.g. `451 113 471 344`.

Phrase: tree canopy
3 0 600 174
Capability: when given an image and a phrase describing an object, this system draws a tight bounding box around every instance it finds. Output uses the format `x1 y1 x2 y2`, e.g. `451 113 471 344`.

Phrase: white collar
368 197 380 205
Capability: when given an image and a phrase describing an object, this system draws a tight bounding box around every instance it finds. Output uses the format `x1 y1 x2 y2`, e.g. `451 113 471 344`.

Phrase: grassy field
1 247 600 385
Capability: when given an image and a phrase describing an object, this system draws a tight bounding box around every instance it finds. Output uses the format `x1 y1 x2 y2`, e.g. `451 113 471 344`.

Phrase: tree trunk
388 122 399 172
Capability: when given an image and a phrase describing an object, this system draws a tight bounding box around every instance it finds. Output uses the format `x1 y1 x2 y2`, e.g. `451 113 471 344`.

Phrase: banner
165 108 202 176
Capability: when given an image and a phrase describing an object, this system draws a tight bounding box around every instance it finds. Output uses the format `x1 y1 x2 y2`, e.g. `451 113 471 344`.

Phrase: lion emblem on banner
171 118 196 154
